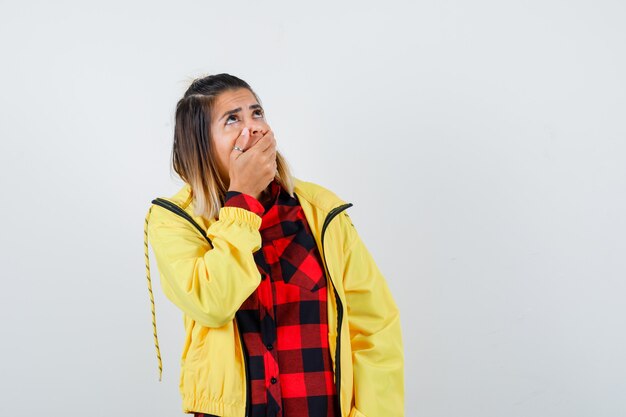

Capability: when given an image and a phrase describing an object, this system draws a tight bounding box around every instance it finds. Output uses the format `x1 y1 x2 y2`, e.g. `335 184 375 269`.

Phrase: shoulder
293 176 349 213
147 182 207 233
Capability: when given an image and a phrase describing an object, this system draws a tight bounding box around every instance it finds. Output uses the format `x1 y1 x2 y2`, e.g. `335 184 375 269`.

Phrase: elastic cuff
218 206 263 229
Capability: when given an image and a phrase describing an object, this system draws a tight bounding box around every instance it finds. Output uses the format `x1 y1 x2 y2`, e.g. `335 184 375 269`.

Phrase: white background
1 1 625 416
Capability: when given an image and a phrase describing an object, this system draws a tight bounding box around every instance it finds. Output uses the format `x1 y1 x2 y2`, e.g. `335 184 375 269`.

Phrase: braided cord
144 205 163 381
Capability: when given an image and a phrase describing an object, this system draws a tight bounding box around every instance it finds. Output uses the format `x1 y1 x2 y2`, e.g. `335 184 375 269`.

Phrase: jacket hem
182 394 246 417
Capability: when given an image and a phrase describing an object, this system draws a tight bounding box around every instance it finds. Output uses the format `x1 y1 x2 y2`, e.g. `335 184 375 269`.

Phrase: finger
230 127 250 159
248 129 268 149
258 130 275 152
249 134 263 149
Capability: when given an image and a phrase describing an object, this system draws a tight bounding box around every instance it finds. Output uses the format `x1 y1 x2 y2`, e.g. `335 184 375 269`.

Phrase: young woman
144 73 404 417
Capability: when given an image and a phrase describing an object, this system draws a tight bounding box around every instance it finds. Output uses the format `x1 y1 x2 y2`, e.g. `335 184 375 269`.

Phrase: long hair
171 73 295 220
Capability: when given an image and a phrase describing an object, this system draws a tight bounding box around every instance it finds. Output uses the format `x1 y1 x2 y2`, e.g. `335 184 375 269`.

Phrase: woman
144 73 404 417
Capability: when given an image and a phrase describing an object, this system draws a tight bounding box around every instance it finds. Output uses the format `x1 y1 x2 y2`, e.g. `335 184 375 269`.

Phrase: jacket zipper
150 197 353 417
320 203 354 416
235 314 251 417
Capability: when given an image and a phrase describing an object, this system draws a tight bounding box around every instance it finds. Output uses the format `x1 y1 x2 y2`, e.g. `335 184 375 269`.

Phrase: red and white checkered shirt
194 178 338 417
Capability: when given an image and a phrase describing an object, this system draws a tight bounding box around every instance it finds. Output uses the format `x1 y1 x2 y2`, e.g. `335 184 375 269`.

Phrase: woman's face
210 88 270 186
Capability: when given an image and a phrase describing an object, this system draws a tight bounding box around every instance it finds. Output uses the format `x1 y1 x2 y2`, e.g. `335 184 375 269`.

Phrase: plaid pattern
194 179 338 417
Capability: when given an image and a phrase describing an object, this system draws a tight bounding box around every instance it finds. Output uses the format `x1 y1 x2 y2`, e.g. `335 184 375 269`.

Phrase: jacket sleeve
341 212 405 417
147 204 263 328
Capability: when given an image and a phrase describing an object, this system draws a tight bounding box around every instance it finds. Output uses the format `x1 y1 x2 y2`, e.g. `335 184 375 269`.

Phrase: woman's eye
225 110 263 125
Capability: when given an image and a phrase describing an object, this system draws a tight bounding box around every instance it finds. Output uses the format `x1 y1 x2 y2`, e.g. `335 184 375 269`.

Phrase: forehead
213 88 257 110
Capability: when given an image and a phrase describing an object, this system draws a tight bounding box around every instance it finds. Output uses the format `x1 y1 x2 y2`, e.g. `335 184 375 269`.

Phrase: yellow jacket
144 177 404 417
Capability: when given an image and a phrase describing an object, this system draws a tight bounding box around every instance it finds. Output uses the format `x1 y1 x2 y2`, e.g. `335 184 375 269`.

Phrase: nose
249 124 262 134
248 123 265 137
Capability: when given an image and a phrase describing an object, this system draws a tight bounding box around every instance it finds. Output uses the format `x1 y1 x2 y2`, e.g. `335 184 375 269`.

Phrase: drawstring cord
144 205 163 382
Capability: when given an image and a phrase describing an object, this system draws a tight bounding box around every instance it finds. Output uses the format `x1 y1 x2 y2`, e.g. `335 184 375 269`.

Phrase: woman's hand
227 127 277 200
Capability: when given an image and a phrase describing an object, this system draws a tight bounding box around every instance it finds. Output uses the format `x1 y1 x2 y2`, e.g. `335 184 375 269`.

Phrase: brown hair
171 73 295 220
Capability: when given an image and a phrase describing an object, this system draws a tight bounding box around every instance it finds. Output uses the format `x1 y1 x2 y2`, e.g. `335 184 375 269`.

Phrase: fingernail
242 127 249 135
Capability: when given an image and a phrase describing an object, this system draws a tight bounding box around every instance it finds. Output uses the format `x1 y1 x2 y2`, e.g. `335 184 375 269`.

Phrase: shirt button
266 344 273 350
270 377 277 384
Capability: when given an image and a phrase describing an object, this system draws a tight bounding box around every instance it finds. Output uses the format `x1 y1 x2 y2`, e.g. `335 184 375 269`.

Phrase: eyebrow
219 104 263 121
